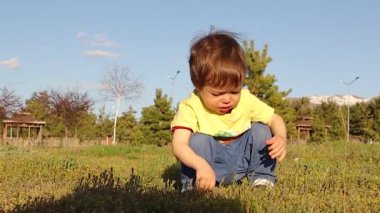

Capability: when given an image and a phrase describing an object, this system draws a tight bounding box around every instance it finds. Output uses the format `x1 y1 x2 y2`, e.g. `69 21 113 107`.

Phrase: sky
1 0 379 116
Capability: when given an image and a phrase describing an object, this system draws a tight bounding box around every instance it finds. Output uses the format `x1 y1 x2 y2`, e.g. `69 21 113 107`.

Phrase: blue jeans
181 123 277 186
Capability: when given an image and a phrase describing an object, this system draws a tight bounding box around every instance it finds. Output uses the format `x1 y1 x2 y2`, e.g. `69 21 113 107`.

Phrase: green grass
0 141 379 212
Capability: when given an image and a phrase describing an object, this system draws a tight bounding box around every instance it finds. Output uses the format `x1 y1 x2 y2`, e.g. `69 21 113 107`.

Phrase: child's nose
221 94 232 103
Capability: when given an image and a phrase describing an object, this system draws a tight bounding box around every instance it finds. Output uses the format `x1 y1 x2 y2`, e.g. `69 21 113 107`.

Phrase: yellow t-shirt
171 88 274 137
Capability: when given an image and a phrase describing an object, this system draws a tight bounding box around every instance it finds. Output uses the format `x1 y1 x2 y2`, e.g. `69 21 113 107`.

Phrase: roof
2 111 46 125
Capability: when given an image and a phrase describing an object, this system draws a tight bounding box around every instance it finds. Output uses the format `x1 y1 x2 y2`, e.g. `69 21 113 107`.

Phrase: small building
2 111 46 145
296 116 331 141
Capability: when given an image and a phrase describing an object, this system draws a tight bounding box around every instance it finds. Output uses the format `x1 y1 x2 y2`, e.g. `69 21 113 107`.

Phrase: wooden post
2 123 7 142
297 127 300 141
40 125 44 146
28 126 31 141
38 126 43 142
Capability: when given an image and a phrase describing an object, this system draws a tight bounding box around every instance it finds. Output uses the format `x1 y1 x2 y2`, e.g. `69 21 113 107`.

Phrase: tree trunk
112 97 121 145
64 126 68 147
65 127 68 139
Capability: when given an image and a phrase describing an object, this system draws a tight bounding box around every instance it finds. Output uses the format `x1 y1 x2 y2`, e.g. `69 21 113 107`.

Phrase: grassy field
0 141 379 212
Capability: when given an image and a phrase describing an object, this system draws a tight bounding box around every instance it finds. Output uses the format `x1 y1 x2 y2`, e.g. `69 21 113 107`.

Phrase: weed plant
0 141 379 212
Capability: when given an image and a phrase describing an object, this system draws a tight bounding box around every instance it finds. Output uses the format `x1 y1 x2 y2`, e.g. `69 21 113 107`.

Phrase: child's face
198 85 242 114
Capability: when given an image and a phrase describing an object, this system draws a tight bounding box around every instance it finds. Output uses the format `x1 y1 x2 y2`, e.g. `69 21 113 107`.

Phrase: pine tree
291 97 313 118
368 97 380 141
117 106 138 144
347 97 380 142
76 112 98 142
310 115 327 143
243 40 296 139
95 105 113 141
314 101 346 141
138 89 175 146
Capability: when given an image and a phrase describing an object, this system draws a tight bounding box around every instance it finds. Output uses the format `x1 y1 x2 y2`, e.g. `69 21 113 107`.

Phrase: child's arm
172 129 216 191
267 113 287 162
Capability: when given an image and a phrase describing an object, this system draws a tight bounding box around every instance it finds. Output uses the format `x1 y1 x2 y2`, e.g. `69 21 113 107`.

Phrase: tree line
0 84 175 146
1 40 379 145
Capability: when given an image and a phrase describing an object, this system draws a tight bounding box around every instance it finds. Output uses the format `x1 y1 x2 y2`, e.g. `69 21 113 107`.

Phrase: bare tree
0 87 22 119
101 66 143 145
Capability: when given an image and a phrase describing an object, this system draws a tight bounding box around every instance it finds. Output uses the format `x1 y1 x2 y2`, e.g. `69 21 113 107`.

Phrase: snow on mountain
307 95 370 106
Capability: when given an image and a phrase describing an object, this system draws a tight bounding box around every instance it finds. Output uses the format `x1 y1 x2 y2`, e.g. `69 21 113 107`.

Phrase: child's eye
230 91 240 95
211 93 222 96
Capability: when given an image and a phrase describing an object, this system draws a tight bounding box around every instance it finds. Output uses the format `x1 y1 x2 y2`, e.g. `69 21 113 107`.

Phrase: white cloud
83 50 119 58
0 57 20 69
91 34 119 48
76 32 119 48
76 32 87 38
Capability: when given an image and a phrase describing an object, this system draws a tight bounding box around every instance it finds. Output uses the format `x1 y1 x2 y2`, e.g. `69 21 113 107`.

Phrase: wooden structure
2 112 46 145
296 116 331 141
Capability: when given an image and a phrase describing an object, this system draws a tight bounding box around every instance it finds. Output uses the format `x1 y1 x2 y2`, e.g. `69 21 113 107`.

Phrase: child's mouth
218 107 232 113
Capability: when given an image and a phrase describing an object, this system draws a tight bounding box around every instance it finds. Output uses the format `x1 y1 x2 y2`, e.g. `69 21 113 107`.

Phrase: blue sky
1 0 379 115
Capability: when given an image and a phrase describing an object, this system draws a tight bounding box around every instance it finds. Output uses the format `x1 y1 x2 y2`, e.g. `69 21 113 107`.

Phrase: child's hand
195 163 216 191
266 135 287 162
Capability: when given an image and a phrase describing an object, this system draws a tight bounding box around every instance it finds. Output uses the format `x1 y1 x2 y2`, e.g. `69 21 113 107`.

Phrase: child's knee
251 122 272 141
189 133 211 151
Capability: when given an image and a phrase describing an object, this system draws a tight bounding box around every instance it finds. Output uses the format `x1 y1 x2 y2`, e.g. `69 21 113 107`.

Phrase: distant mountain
309 95 370 106
288 95 371 106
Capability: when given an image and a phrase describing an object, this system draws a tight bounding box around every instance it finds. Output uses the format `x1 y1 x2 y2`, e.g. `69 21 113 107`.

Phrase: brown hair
189 31 246 90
